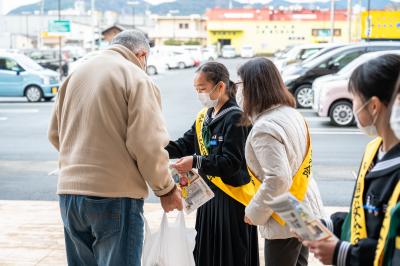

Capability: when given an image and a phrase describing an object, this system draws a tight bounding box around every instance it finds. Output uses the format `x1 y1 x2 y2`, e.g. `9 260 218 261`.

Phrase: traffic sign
48 20 71 33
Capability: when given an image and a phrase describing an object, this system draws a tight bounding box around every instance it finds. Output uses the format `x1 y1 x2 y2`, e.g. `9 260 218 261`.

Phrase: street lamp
127 1 139 29
169 10 180 40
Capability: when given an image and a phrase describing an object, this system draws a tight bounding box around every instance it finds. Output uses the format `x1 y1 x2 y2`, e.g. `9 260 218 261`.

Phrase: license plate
51 87 58 94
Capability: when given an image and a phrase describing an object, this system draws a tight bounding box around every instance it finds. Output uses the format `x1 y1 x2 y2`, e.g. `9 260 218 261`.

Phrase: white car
70 50 167 76
146 56 168 76
274 43 335 72
241 45 254 58
221 46 236 58
151 47 194 69
201 46 218 61
313 50 400 126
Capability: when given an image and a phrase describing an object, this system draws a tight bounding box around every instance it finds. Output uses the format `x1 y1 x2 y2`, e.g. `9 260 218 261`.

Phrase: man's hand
303 237 338 265
171 156 193 174
160 186 183 212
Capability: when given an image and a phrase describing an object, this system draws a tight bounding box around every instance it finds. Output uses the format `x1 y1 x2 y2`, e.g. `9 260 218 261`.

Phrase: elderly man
48 30 182 266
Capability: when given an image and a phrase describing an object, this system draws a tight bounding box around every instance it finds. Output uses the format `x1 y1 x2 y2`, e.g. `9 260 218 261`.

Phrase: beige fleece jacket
245 105 325 239
48 44 174 198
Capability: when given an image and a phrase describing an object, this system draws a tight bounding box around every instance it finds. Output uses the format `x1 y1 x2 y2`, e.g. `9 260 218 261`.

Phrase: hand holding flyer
268 193 332 241
169 166 214 214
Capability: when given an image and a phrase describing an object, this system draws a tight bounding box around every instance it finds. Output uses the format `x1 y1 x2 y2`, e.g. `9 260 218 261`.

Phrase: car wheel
147 66 157 75
295 85 314 109
25 86 43 102
178 62 186 69
44 97 54 102
329 100 354 127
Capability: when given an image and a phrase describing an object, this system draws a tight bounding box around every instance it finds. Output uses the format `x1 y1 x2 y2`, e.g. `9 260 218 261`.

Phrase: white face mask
236 86 244 111
355 99 379 137
390 103 400 140
198 83 220 108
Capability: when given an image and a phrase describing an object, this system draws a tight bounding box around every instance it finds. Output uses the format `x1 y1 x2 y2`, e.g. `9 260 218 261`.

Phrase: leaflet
269 193 332 241
169 167 214 214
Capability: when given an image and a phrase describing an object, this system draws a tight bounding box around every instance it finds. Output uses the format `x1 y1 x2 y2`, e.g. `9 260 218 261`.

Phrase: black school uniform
324 142 400 266
166 99 259 266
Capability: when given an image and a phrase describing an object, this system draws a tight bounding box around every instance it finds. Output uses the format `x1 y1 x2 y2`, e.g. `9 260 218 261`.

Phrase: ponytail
227 80 237 99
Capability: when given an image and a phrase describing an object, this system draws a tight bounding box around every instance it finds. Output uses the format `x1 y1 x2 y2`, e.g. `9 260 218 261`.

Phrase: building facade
149 14 207 46
206 8 358 55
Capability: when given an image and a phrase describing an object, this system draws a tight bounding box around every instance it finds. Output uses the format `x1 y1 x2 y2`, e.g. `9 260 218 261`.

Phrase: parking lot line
311 131 363 135
304 117 330 122
0 109 39 114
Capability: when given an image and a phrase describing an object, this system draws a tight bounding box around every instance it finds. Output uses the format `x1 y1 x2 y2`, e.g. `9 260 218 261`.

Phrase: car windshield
301 47 346 69
15 54 43 71
336 55 372 77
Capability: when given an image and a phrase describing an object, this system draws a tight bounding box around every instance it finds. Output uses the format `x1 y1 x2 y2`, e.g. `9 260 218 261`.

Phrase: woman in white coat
236 57 324 266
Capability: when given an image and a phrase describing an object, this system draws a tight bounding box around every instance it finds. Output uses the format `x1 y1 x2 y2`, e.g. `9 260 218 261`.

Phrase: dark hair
349 54 400 106
196 62 237 99
238 57 295 123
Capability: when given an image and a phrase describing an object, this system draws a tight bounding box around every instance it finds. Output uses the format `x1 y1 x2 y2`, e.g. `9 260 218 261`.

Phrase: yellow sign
362 11 400 39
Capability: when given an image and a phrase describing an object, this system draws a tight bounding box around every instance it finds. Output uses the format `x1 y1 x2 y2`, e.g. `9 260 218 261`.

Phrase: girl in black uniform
166 62 259 266
304 54 400 266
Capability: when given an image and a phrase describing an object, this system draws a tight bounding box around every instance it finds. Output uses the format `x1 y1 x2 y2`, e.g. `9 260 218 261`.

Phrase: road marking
305 117 330 122
0 109 39 113
311 131 363 135
0 117 8 121
298 109 317 113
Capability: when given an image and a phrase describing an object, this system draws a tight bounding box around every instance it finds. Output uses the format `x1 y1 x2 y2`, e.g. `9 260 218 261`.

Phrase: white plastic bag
142 211 196 266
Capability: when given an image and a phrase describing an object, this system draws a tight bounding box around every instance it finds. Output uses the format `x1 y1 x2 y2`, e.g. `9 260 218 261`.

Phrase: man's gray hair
111 30 150 53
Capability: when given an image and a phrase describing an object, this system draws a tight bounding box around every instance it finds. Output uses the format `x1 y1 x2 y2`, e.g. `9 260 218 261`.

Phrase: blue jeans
59 195 144 266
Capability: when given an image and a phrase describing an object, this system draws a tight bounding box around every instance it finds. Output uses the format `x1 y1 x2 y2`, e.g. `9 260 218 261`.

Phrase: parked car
151 47 194 69
147 56 168 75
182 46 203 66
24 49 70 77
274 43 332 72
284 43 345 72
201 46 218 61
221 45 236 58
70 50 168 76
241 45 254 58
282 42 400 108
313 50 400 127
0 53 59 102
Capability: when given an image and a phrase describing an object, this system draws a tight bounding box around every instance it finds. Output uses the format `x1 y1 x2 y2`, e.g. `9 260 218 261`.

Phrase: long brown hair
238 57 295 124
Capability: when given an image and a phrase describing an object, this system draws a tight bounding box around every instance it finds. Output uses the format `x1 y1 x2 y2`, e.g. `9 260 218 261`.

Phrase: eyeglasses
234 81 243 89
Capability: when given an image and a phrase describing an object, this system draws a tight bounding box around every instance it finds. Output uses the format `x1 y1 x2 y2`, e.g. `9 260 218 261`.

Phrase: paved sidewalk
0 200 346 266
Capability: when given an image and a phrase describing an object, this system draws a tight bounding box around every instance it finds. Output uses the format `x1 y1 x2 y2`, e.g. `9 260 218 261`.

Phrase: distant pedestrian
48 30 182 266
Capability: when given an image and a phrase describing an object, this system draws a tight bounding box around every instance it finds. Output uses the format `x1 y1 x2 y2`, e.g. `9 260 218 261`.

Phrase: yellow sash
374 182 400 266
195 108 312 225
350 137 383 245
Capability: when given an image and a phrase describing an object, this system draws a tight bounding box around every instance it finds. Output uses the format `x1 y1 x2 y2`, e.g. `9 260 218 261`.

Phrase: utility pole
330 0 335 43
169 10 179 40
58 0 62 80
347 0 352 43
91 0 96 51
127 1 139 29
366 0 371 41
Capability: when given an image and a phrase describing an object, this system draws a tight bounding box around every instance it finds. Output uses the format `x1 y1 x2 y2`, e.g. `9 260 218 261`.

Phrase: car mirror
11 66 22 75
328 62 340 70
